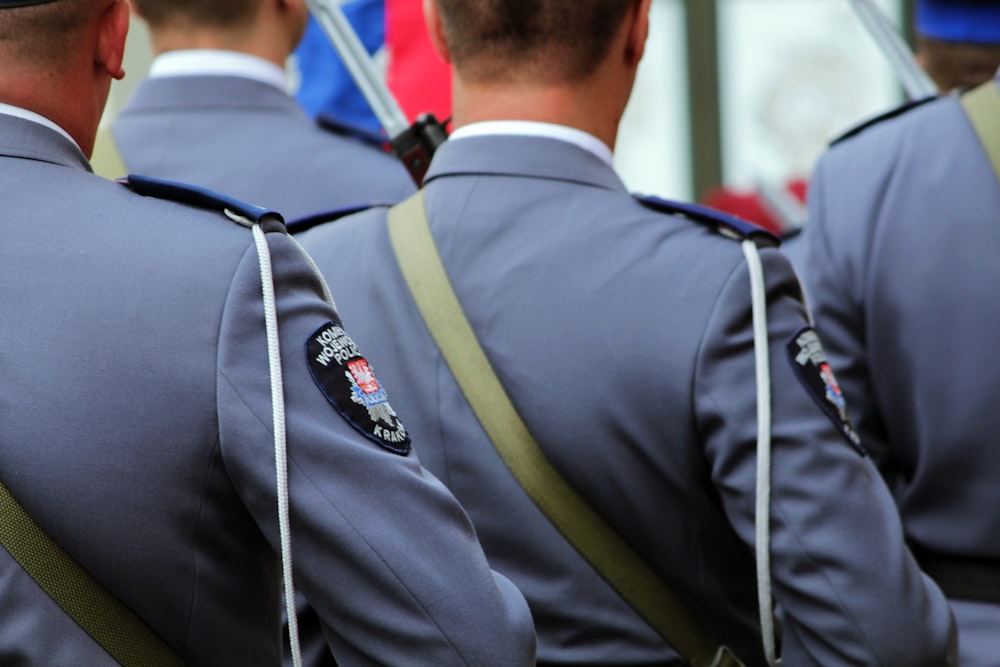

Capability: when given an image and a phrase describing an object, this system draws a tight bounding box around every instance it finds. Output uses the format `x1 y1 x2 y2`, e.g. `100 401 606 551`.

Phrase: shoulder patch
306 321 411 455
636 195 780 247
830 95 938 147
287 203 386 235
123 175 284 229
787 327 865 455
317 113 391 152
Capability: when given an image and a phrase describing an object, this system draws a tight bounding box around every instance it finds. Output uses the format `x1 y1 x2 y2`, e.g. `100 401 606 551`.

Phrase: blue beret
917 0 1000 43
0 0 62 6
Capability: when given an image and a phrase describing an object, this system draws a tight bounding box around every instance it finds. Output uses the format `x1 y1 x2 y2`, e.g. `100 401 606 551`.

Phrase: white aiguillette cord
226 209 303 667
742 239 779 667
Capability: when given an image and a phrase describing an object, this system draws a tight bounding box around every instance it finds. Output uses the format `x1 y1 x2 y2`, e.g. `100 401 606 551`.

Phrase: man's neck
0 66 104 156
450 79 624 152
150 27 288 70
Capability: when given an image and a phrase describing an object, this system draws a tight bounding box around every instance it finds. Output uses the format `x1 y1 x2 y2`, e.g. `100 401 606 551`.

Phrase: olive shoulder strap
0 479 183 666
961 80 1000 184
387 191 743 667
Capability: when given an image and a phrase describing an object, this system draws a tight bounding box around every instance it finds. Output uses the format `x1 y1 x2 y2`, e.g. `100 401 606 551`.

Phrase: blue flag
294 0 386 133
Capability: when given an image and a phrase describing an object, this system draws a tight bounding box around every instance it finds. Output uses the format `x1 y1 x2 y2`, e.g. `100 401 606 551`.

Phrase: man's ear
276 0 310 49
624 0 651 69
97 0 130 81
276 0 306 18
423 0 451 64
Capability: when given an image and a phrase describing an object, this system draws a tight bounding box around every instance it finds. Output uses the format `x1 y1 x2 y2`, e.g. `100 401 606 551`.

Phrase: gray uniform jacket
297 134 957 666
113 74 414 220
0 114 534 666
799 79 1000 667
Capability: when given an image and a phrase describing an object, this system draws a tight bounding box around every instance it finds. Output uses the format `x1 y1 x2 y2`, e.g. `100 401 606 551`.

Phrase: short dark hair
0 0 98 65
918 36 1000 92
131 0 261 30
434 0 637 83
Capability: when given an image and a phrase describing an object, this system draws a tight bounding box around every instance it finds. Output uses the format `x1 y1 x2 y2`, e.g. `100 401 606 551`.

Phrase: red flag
701 179 808 236
385 0 453 123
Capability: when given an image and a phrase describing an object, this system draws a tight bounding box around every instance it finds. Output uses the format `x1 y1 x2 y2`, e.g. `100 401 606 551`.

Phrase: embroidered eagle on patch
307 321 411 455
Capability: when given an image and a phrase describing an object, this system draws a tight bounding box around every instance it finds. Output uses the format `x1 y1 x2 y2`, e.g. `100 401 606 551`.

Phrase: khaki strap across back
387 190 744 667
961 80 1000 184
0 479 183 666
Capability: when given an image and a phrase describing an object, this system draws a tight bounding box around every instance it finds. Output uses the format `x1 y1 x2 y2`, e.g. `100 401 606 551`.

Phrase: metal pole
303 0 449 185
305 0 410 138
848 0 937 99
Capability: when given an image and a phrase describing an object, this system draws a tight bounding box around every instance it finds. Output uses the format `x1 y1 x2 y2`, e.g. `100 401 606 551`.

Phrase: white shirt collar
149 50 288 93
0 102 79 150
449 121 614 167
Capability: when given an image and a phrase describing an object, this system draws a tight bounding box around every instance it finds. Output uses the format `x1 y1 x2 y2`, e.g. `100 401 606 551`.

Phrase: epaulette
123 175 285 230
287 203 389 235
780 225 802 242
317 113 392 152
636 195 780 247
830 95 938 147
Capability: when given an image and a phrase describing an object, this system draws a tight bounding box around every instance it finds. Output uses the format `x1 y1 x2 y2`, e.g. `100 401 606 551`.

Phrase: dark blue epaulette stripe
830 95 939 147
636 195 780 246
316 113 392 152
125 174 282 226
287 203 390 235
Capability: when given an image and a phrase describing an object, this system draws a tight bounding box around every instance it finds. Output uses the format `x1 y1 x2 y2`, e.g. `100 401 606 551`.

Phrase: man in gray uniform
796 1 1000 665
297 0 958 664
111 0 414 220
0 0 535 664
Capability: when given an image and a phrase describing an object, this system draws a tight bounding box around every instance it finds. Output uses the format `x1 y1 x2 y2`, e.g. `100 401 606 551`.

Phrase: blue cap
917 0 1000 43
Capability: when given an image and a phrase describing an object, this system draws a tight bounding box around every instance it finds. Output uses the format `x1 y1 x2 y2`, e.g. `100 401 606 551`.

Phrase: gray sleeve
215 230 536 666
694 248 956 666
801 157 892 469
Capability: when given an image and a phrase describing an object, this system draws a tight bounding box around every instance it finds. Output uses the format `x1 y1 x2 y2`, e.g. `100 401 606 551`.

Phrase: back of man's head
131 0 261 31
0 0 129 156
0 0 100 67
915 0 1000 91
433 0 638 84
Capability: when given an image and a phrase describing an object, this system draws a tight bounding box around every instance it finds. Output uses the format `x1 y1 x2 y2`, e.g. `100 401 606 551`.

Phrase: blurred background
107 0 909 206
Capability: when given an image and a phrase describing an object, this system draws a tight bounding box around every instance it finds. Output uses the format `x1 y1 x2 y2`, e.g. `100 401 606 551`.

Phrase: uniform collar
449 121 615 167
149 50 289 93
0 102 79 151
0 112 91 172
425 133 627 194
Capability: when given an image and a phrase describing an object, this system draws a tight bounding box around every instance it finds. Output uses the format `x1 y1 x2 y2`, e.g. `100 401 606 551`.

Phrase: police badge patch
307 322 411 455
787 327 865 455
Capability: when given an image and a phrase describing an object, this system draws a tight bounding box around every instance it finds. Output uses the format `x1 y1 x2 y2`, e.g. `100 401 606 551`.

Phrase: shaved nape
0 0 98 67
434 0 636 84
131 0 262 30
